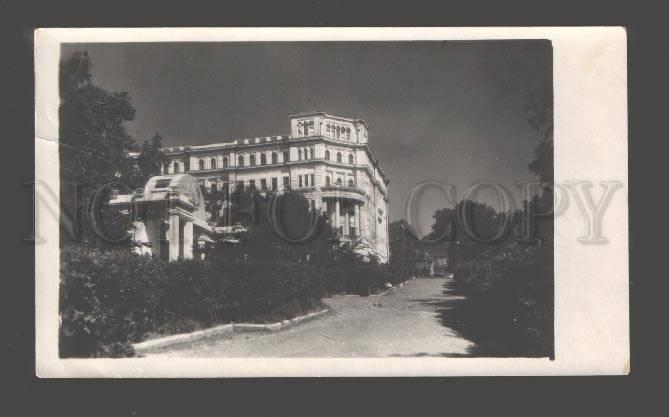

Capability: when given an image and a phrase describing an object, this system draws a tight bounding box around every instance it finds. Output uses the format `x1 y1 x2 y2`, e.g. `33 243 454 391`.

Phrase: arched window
261 153 267 165
348 179 354 187
325 176 331 186
283 150 289 162
198 159 205 171
238 155 244 167
348 154 354 165
173 162 180 173
271 152 277 164
250 154 256 166
223 156 228 168
336 152 342 163
325 150 330 160
210 158 217 170
336 177 343 186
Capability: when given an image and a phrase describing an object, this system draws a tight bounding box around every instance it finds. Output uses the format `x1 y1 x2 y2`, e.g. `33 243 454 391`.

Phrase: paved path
145 277 475 357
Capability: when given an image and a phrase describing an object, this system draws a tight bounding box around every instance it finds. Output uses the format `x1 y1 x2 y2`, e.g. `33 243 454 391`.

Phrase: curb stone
132 323 234 354
132 309 331 353
234 308 332 333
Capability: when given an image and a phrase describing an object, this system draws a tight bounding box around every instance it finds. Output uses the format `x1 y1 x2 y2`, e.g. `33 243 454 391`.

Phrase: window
298 175 303 188
198 159 205 171
261 153 267 165
348 179 354 187
336 177 342 186
283 150 289 163
261 178 267 190
325 176 331 186
305 175 309 187
283 176 290 189
348 154 354 165
173 162 180 173
223 156 228 168
298 149 303 160
271 152 277 164
336 152 342 163
271 177 278 190
236 181 244 191
211 158 217 169
249 179 256 191
325 150 330 160
238 155 244 167
250 154 256 166
310 174 314 186
154 178 172 189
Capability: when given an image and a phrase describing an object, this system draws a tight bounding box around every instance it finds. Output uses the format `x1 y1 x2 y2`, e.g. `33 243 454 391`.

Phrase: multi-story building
160 112 390 262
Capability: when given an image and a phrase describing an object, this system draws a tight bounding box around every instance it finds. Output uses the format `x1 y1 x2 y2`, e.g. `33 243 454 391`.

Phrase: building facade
160 112 390 262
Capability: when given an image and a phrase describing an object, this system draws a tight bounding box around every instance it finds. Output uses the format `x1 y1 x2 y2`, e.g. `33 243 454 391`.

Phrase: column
334 199 340 233
183 220 194 260
344 208 350 237
359 204 367 240
168 214 180 261
354 203 361 238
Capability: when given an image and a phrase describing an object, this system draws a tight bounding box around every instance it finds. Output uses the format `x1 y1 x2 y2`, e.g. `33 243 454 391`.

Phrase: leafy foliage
447 242 553 357
59 245 407 357
525 81 554 183
388 220 419 278
129 132 166 188
59 51 136 188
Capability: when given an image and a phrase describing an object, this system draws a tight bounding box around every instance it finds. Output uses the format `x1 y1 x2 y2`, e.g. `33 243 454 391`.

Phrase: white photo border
35 27 629 377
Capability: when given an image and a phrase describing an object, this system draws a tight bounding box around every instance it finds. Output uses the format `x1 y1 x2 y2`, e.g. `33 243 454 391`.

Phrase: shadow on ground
415 280 551 358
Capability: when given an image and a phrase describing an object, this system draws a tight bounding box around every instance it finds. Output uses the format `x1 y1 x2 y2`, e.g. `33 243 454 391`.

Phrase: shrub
59 244 409 357
59 246 160 357
447 243 553 357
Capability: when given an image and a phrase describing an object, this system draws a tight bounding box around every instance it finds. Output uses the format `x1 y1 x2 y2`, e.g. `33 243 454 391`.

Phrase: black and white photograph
34 28 628 377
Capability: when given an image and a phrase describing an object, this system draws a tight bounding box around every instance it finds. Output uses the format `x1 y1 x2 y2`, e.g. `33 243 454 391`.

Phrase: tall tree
131 132 165 188
59 51 137 246
525 81 554 184
60 51 137 187
389 219 419 277
525 81 555 243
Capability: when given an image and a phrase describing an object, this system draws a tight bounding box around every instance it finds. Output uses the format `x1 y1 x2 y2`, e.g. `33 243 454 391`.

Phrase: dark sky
62 41 552 236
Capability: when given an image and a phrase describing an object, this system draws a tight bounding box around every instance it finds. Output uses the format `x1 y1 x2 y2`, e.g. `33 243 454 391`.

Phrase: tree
389 220 418 276
426 201 518 266
525 81 555 244
525 81 554 184
211 190 344 266
60 51 136 188
131 132 165 188
59 51 137 246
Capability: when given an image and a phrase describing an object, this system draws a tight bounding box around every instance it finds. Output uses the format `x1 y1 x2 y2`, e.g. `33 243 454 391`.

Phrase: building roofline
288 111 369 129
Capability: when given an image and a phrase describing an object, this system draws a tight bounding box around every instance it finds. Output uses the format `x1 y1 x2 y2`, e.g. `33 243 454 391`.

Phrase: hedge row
59 246 405 357
448 243 553 357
